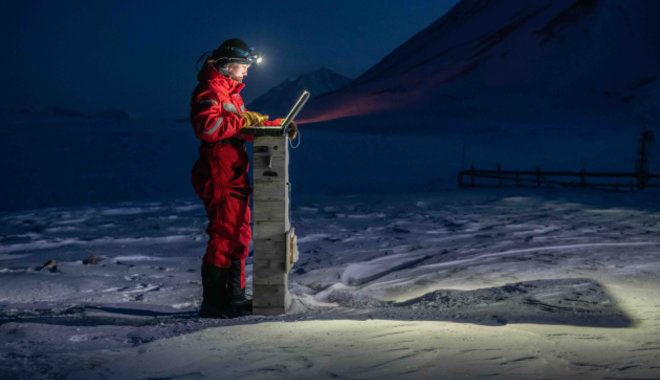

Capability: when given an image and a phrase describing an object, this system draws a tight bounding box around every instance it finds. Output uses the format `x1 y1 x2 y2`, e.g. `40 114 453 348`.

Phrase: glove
242 110 269 127
286 121 298 140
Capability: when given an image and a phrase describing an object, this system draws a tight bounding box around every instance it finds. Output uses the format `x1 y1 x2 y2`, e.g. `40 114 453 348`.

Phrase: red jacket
190 64 281 142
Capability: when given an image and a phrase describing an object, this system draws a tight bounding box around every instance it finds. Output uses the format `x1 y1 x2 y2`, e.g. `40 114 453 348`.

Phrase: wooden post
248 129 299 315
635 123 655 190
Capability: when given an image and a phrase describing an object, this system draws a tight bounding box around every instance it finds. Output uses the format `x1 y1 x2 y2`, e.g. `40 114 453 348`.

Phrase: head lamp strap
222 46 259 62
222 46 253 57
195 50 212 71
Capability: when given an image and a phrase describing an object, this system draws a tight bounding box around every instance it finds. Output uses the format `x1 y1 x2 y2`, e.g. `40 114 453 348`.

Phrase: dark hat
211 38 261 65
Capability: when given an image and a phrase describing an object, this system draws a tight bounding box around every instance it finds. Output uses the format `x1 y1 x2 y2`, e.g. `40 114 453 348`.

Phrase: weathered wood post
635 121 656 190
244 127 299 315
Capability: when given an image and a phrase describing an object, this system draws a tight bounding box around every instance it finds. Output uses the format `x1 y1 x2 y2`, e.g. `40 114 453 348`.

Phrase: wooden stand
244 127 299 315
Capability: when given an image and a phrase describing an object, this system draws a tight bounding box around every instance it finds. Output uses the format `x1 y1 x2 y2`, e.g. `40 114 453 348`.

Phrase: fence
458 164 660 192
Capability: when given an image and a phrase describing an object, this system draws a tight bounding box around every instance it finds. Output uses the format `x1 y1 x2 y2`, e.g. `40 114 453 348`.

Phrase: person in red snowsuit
190 39 296 318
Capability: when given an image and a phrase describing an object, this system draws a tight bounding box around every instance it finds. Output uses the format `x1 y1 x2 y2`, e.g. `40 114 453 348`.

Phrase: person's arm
239 110 296 140
191 91 244 142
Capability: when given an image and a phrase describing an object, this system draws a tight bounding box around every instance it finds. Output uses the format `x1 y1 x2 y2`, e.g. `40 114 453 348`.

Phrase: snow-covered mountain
301 0 660 125
94 108 133 120
248 68 351 118
5 106 136 120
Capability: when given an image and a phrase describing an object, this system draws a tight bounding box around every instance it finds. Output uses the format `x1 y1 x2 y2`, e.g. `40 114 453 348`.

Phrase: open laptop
242 90 310 135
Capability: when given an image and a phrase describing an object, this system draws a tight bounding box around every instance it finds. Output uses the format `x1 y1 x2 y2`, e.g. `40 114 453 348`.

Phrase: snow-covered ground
1 186 659 379
1 110 660 378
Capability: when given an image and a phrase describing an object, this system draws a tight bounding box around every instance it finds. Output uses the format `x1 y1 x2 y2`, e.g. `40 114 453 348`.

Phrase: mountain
38 106 134 120
47 105 88 118
94 108 132 120
248 68 352 118
301 0 660 126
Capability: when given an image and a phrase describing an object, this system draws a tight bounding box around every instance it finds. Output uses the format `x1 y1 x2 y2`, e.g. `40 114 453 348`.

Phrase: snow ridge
302 0 660 124
248 67 351 117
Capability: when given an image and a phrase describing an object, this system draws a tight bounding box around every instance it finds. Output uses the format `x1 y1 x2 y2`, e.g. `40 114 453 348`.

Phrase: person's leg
197 194 237 317
199 261 231 318
193 152 236 317
201 187 250 317
194 145 252 317
228 244 251 313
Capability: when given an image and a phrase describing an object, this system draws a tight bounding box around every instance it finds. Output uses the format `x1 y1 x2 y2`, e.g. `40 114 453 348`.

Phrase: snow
341 252 432 286
1 184 659 378
2 1 660 377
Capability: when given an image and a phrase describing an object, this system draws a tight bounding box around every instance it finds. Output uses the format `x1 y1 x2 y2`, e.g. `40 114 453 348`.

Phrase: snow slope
301 0 660 125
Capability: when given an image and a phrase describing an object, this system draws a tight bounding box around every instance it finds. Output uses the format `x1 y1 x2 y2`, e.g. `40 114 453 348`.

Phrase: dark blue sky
2 0 459 119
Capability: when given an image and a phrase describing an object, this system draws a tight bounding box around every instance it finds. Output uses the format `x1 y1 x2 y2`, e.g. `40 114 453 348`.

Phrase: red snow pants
192 141 250 287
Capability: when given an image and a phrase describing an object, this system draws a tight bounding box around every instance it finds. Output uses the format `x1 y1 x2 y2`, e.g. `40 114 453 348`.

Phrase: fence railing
458 164 660 192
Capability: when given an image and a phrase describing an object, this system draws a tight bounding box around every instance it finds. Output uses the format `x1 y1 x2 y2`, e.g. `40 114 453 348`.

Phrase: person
190 38 297 318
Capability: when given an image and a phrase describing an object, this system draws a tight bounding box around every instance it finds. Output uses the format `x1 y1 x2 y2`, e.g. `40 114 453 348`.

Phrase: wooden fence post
635 126 655 190
456 165 653 192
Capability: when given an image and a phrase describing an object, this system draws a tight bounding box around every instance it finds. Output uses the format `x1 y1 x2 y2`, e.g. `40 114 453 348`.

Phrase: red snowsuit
190 63 281 288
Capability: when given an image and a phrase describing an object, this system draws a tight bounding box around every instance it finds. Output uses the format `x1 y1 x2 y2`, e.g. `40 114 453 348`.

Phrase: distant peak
248 67 353 116
294 67 352 82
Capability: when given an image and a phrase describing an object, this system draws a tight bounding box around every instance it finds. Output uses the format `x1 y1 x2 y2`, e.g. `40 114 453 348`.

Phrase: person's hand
287 121 298 140
242 110 269 127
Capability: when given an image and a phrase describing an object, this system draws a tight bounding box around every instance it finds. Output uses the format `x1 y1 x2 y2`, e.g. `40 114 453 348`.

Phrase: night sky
1 0 459 120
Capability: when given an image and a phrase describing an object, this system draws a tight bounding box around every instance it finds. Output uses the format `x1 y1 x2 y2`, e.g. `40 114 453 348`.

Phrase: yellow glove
242 110 269 127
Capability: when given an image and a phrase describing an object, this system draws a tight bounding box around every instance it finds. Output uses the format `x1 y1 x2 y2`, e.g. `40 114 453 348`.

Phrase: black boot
228 258 252 315
199 263 232 318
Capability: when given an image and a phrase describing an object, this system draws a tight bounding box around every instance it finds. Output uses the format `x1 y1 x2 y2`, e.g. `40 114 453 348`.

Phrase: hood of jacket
197 63 245 94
